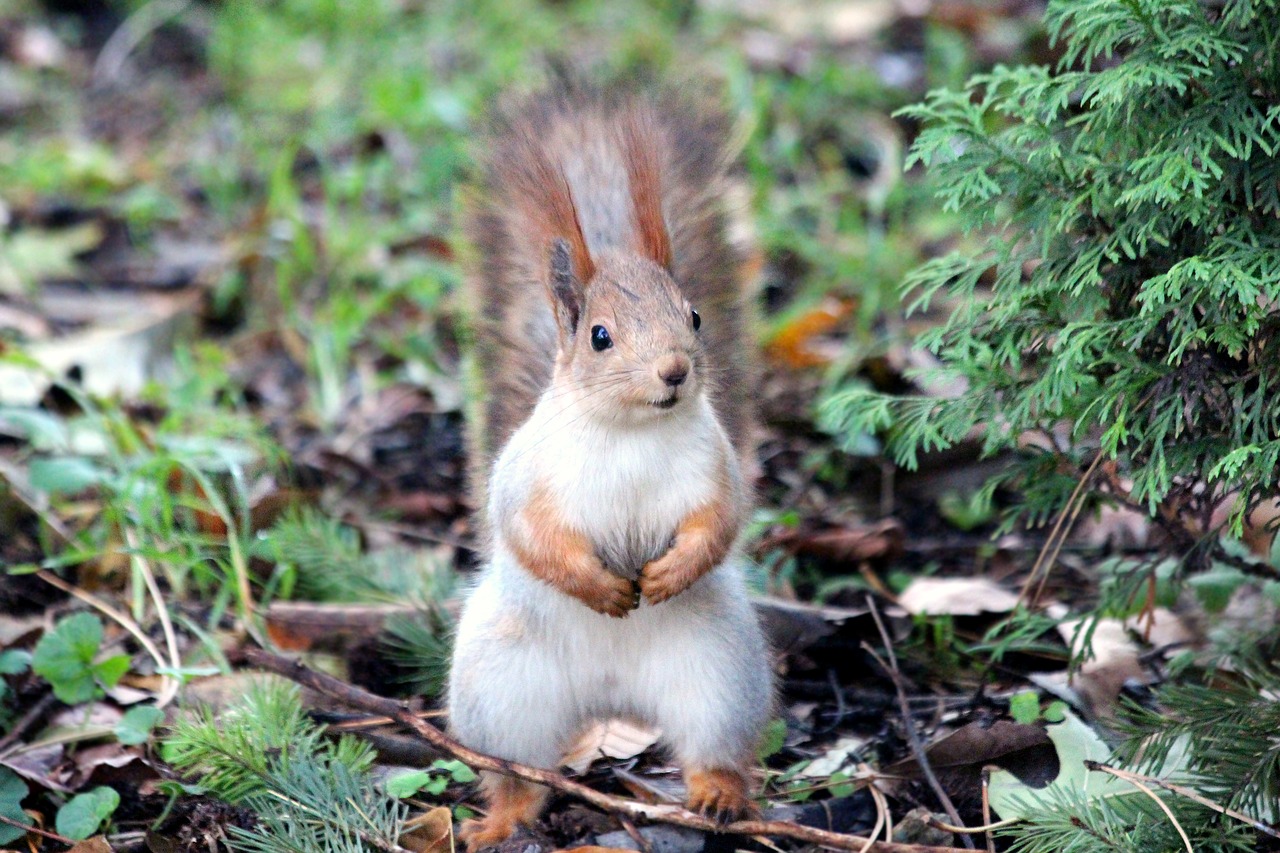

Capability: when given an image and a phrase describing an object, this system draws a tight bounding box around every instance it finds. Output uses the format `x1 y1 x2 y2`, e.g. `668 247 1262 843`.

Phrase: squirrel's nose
657 355 690 388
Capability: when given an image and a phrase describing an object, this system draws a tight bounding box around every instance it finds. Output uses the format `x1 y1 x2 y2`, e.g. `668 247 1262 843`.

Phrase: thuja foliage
821 1 1280 848
823 0 1280 542
165 681 406 853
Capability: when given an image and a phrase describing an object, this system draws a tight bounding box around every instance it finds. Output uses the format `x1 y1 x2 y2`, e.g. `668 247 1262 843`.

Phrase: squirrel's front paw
639 552 696 605
570 567 639 617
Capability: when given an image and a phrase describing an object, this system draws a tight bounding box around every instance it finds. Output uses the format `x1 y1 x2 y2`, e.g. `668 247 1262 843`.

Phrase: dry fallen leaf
764 296 855 369
1042 606 1196 719
897 577 1020 616
66 837 113 853
399 806 453 853
887 720 1057 786
560 719 662 774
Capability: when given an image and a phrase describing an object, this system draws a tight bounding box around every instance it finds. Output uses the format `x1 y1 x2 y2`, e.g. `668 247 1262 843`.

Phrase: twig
618 813 653 853
1018 449 1104 607
36 570 169 676
238 647 971 853
125 529 181 707
979 769 995 853
924 815 1020 835
860 775 888 853
0 812 76 845
1084 761 1280 840
92 0 192 85
1084 762 1192 853
0 690 58 753
864 596 975 850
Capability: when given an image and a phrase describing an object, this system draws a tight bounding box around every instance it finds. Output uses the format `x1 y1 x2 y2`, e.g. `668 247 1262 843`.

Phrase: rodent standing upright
448 84 772 849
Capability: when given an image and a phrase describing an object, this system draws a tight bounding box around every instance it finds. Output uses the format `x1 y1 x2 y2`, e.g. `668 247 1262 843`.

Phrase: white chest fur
491 393 726 579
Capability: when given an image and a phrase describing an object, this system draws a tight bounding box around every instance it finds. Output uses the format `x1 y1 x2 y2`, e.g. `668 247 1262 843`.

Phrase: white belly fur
448 396 771 770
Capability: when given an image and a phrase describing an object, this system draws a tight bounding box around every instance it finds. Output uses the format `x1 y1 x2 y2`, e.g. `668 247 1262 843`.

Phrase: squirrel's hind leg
458 773 549 851
684 766 757 824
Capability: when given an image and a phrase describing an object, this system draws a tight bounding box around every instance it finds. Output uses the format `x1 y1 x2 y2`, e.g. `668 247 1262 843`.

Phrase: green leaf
757 717 787 760
1043 701 1067 723
0 768 30 846
1187 564 1247 613
0 649 31 676
32 613 104 703
1009 690 1042 724
27 456 109 496
828 771 855 799
385 769 438 798
55 786 119 840
92 655 131 689
431 759 476 784
115 705 165 745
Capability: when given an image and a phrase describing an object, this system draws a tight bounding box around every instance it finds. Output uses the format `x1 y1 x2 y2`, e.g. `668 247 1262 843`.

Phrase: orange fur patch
506 482 638 616
639 459 743 604
620 109 672 270
459 773 548 850
684 766 756 824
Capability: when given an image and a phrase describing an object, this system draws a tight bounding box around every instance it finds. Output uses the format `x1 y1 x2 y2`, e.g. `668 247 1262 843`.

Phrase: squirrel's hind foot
459 774 548 851
684 767 757 825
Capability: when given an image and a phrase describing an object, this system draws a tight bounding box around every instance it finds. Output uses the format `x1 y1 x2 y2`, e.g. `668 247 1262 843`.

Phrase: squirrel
447 83 772 850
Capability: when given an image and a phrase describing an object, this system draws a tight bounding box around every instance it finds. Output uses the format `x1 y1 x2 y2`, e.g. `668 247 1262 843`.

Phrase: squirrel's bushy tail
464 83 753 499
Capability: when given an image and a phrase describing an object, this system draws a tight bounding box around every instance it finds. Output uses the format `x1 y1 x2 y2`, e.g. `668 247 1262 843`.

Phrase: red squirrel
448 84 771 849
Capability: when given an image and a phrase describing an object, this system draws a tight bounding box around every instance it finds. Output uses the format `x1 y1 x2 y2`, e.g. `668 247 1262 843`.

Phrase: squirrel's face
558 254 704 423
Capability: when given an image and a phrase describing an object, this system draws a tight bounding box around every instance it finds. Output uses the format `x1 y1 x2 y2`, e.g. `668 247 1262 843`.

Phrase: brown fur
639 458 743 604
465 83 755 512
504 481 639 617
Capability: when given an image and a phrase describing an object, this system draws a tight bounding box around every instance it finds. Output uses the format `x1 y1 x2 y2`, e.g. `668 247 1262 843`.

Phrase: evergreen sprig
823 0 1280 539
165 681 406 853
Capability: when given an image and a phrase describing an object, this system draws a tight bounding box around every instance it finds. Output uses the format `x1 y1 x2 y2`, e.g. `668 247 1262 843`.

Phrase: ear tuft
549 238 584 337
621 108 673 270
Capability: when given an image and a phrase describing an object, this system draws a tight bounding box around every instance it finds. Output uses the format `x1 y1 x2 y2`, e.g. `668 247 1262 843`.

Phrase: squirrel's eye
590 325 612 351
691 309 701 331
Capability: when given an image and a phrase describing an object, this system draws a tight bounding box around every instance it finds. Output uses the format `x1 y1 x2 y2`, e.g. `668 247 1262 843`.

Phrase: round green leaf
115 705 165 745
28 456 108 496
0 768 30 846
385 769 437 799
0 649 31 676
55 786 120 840
32 613 104 704
1008 690 1041 724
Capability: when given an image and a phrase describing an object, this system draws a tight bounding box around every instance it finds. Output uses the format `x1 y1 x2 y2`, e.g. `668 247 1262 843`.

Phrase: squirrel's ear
622 112 673 271
549 238 585 340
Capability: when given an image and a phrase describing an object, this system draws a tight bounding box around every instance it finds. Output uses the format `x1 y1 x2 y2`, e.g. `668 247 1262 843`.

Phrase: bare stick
0 813 76 845
0 691 57 754
864 596 974 849
1019 449 1103 607
36 570 169 675
239 648 970 853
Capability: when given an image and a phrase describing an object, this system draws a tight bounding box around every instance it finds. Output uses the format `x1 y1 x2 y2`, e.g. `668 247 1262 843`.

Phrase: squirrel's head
547 240 704 424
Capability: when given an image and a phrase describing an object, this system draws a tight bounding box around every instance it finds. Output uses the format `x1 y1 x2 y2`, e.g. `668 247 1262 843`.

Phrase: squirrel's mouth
652 395 680 410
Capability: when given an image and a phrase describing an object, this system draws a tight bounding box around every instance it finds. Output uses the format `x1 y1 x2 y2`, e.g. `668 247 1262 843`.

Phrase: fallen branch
238 647 969 853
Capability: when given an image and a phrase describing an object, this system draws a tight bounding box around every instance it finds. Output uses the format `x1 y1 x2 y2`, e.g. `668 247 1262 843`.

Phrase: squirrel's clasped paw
575 569 640 617
639 552 696 605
